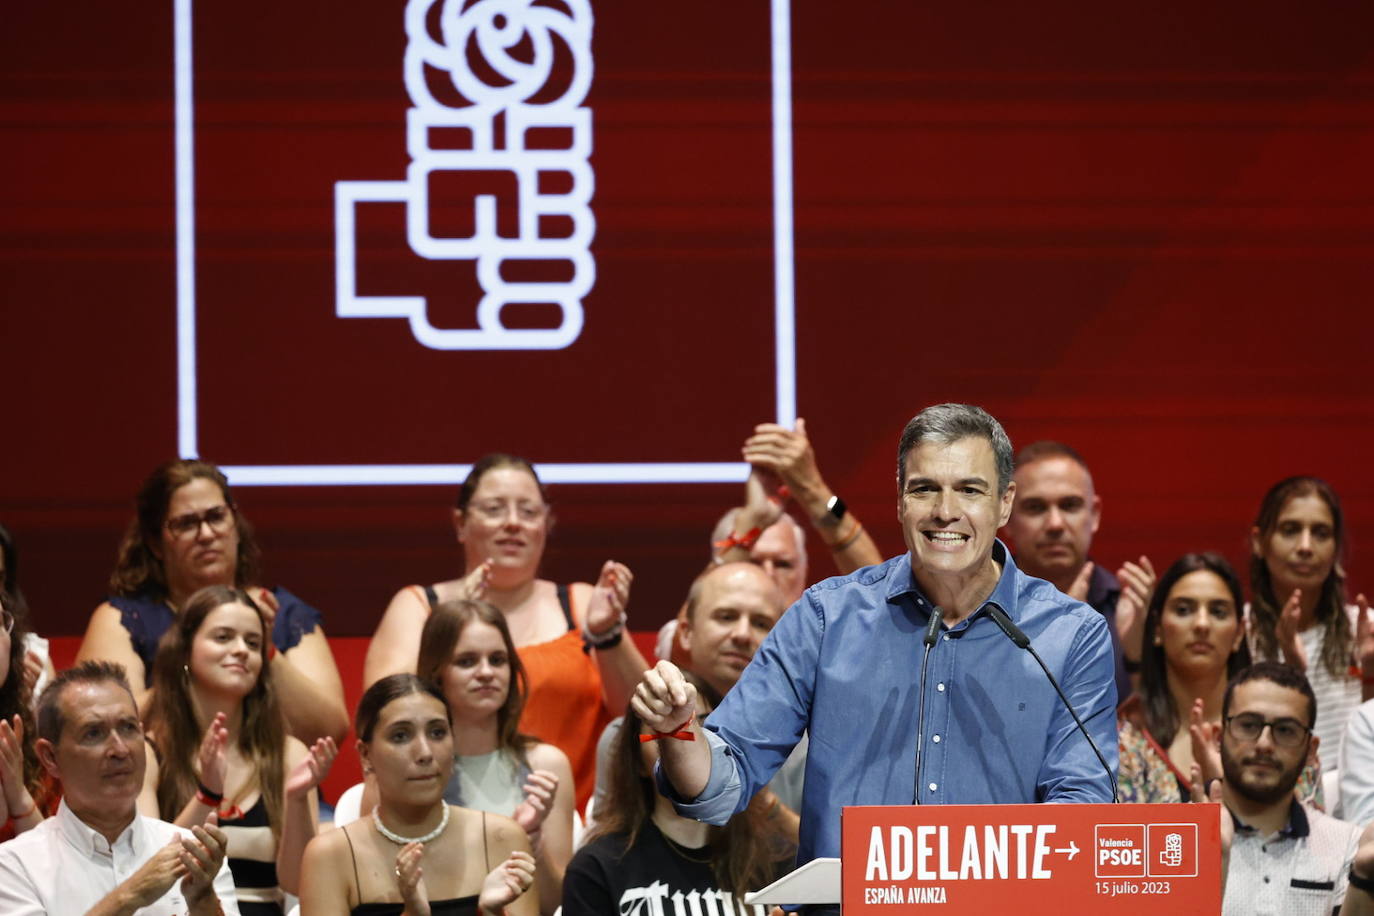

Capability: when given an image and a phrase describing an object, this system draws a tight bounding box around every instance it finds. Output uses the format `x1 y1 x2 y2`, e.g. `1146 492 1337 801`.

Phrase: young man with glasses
1219 661 1361 915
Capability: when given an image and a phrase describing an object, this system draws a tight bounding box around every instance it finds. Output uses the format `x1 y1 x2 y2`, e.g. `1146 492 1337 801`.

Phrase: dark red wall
5 2 1373 647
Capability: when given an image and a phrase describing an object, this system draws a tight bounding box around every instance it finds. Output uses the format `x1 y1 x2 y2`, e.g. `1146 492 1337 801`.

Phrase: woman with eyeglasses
75 459 348 745
365 454 649 811
300 674 537 916
140 585 337 914
0 589 54 842
1117 552 1321 804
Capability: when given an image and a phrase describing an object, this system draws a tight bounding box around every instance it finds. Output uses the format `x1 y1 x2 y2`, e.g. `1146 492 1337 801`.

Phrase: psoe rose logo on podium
1146 824 1197 878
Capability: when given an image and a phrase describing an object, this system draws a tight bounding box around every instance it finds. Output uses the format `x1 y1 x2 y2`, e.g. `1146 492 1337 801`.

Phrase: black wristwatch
822 494 847 526
1350 865 1374 895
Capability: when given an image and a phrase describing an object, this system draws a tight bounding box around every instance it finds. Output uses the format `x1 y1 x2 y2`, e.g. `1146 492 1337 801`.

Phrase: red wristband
640 717 695 743
714 527 762 551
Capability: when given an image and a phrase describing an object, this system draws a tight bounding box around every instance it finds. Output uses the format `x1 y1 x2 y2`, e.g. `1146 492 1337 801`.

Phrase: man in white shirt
1221 662 1360 916
0 660 238 915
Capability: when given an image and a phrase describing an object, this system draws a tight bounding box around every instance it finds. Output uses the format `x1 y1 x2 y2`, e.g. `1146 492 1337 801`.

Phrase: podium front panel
842 803 1221 914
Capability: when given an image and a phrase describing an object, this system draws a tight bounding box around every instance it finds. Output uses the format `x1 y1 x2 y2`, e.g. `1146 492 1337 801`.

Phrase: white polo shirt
0 799 240 915
1222 799 1360 916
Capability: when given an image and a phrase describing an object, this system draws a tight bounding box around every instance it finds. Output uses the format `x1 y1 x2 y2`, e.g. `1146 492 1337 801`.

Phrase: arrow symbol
1054 841 1080 861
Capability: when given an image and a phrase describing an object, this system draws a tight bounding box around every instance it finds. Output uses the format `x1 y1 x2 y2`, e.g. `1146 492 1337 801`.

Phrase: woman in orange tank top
366 454 650 812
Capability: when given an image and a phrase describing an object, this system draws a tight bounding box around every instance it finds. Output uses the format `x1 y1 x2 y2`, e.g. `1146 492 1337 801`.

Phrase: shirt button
937 683 946 692
928 783 937 792
932 734 941 743
1263 877 1270 884
943 634 951 641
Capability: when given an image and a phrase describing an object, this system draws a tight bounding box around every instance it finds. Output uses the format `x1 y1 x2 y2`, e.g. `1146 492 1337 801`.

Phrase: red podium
842 804 1221 913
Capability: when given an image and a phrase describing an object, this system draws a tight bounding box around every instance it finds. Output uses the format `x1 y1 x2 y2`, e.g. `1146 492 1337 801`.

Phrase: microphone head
986 602 1031 649
923 606 943 646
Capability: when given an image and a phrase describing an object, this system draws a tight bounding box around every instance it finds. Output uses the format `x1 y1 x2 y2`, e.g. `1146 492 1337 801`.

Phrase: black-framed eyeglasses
164 504 234 540
1225 713 1311 748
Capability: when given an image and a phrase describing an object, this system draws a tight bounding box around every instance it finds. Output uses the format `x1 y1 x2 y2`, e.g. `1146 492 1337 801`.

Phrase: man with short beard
1220 662 1359 915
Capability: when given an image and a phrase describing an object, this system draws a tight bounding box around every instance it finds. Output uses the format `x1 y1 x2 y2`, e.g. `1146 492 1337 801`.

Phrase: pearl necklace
372 803 450 845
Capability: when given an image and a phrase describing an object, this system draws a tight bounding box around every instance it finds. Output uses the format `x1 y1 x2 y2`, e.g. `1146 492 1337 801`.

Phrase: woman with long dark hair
0 588 49 842
1117 554 1254 803
140 585 336 913
76 459 348 744
299 674 537 916
1247 476 1368 768
562 674 793 916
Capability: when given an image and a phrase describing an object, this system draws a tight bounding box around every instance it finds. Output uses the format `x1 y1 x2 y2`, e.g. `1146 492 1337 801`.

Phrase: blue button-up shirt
659 541 1119 865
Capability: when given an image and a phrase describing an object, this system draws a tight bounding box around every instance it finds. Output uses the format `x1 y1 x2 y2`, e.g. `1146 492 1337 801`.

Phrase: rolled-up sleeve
656 589 822 822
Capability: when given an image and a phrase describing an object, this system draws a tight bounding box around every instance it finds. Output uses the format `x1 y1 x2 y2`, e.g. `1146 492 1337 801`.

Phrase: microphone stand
913 606 943 804
985 602 1119 803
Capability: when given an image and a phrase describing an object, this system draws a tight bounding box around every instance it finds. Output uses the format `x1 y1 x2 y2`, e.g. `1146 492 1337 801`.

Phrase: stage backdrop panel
3 1 1373 644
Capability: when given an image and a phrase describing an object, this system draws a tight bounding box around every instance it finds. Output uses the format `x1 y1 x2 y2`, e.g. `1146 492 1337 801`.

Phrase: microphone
984 602 1119 803
912 606 943 804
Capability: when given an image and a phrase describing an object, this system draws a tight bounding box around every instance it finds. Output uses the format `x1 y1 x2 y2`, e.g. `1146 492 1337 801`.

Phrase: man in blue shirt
633 403 1118 866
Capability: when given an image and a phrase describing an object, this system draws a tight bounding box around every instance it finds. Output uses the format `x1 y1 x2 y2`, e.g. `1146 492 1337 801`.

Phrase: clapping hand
585 561 632 639
512 770 559 849
1276 589 1307 671
285 737 338 801
742 419 824 503
478 850 536 916
196 712 230 800
0 716 31 813
394 842 430 916
1187 698 1223 786
179 814 229 906
1114 556 1157 663
249 588 280 633
457 559 495 602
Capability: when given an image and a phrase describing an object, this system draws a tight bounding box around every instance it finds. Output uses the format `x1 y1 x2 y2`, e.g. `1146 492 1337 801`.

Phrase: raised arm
75 603 149 709
277 736 336 896
251 589 348 745
743 419 883 573
363 586 429 690
518 743 577 916
573 563 650 715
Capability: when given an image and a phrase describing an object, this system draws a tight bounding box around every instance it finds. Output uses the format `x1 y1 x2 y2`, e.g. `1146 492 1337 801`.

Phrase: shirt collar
886 539 1022 622
56 797 142 857
1229 797 1309 839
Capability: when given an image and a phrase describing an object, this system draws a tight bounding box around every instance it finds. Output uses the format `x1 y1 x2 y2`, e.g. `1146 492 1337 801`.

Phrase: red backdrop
5 1 1373 648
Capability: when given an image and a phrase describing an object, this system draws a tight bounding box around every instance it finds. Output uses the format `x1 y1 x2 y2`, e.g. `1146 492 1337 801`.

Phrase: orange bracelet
640 717 695 742
714 527 762 551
